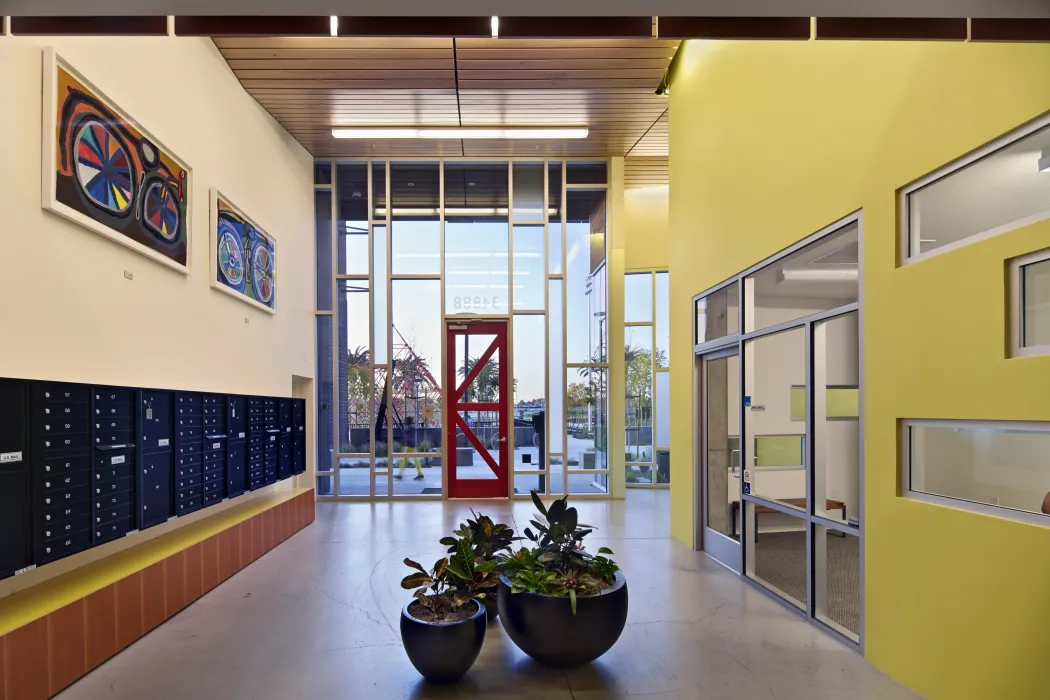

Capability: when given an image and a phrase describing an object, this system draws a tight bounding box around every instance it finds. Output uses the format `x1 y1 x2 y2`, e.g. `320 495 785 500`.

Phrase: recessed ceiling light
329 16 338 36
468 181 475 187
407 182 415 187
491 16 499 38
331 126 589 140
351 191 361 199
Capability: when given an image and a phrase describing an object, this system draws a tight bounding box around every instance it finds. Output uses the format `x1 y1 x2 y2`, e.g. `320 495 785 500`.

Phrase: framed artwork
41 48 191 273
210 189 276 314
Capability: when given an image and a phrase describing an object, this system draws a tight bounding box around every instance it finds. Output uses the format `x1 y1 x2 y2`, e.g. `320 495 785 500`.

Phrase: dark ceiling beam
970 18 1050 42
814 17 968 40
658 16 810 39
498 17 652 38
9 16 168 35
174 15 329 35
338 16 491 37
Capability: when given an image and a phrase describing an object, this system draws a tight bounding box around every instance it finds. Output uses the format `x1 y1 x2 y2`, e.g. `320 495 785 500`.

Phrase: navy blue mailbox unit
31 382 92 566
226 394 248 498
139 389 174 529
247 396 265 491
174 392 205 516
0 375 305 583
0 379 32 579
91 386 137 545
203 393 227 507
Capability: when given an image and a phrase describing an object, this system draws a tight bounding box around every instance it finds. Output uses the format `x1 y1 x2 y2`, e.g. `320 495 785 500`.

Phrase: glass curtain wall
693 216 862 645
314 160 609 498
624 270 671 487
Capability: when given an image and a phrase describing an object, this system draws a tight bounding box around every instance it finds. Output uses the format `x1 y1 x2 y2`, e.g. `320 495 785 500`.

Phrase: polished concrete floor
57 491 920 700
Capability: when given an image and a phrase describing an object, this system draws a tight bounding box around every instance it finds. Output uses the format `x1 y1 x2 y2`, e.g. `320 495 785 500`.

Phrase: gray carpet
754 531 859 635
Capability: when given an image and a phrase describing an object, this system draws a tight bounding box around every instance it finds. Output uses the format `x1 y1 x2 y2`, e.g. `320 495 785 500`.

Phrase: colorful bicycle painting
211 190 277 313
43 50 190 271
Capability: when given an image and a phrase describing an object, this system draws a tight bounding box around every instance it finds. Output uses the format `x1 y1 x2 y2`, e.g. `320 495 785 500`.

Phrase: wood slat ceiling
624 157 669 189
213 37 675 158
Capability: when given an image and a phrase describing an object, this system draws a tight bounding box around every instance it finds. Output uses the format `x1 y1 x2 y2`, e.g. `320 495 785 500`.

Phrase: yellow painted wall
624 185 670 270
668 39 1050 700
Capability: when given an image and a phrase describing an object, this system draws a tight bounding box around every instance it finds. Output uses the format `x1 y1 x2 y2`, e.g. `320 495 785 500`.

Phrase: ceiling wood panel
626 110 668 157
214 36 675 157
624 157 669 188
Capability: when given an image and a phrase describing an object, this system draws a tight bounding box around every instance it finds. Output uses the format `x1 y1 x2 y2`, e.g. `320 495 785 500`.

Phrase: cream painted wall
623 185 669 271
0 35 314 395
0 35 315 598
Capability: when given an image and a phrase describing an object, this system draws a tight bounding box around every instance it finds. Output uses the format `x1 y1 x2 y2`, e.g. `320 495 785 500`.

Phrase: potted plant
399 552 488 683
497 491 627 668
440 510 518 622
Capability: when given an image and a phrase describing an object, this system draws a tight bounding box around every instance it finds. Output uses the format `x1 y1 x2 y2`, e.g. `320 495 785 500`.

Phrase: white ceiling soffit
4 0 1049 17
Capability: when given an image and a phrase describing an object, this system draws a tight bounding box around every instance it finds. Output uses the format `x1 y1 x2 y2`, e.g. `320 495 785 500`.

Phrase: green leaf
530 490 548 516
523 527 535 541
452 591 474 607
439 537 458 546
569 588 577 615
598 547 614 555
401 573 433 589
433 558 448 579
478 559 498 573
403 558 426 574
562 507 578 534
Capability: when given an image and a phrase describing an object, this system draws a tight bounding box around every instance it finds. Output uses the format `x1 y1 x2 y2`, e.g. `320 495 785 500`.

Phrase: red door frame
446 321 509 498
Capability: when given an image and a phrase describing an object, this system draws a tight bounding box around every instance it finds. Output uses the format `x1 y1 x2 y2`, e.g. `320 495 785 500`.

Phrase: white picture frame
41 47 193 275
210 187 278 315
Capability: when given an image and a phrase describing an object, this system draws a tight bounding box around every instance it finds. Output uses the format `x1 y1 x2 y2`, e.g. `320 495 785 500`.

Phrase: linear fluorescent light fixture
329 16 338 36
777 268 859 283
332 127 588 140
373 207 559 217
1039 148 1050 173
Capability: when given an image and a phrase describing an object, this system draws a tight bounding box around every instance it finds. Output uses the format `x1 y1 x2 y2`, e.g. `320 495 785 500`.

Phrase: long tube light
332 127 588 140
373 207 559 217
777 268 859 283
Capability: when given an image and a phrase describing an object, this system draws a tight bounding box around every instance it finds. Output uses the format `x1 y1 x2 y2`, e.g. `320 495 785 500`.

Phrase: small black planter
400 599 487 683
497 571 628 668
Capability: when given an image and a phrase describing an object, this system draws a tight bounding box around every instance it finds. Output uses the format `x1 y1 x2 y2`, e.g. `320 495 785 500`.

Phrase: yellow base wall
668 39 1050 700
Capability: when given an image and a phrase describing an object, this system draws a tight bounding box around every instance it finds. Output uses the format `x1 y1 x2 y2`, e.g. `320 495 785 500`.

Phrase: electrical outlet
123 270 134 280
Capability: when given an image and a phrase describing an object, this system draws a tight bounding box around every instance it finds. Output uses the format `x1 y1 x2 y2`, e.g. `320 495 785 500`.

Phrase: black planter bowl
497 571 628 668
400 598 487 683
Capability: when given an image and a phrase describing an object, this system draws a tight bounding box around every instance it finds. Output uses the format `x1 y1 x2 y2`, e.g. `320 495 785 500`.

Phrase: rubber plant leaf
530 490 548 516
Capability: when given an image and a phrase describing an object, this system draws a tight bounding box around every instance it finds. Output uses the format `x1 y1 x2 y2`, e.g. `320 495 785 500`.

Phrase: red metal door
446 321 509 498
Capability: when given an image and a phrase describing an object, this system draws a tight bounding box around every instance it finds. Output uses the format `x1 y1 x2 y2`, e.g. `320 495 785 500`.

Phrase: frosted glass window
907 121 1050 258
908 422 1050 518
1022 257 1050 348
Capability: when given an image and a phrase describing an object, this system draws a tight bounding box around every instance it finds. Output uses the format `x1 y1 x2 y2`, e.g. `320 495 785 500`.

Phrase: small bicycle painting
211 190 276 313
42 48 191 272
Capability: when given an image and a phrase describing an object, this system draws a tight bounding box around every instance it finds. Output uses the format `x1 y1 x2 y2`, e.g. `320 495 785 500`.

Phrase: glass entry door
699 348 742 571
445 320 510 498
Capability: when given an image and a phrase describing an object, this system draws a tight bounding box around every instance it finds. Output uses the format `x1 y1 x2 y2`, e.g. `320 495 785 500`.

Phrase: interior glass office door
700 348 742 571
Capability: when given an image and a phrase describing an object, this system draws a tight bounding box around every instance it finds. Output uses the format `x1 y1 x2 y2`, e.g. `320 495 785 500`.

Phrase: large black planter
497 571 628 668
400 599 487 683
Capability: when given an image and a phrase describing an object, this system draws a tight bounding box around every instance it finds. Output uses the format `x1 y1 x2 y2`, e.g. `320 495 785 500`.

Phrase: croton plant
498 491 619 614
